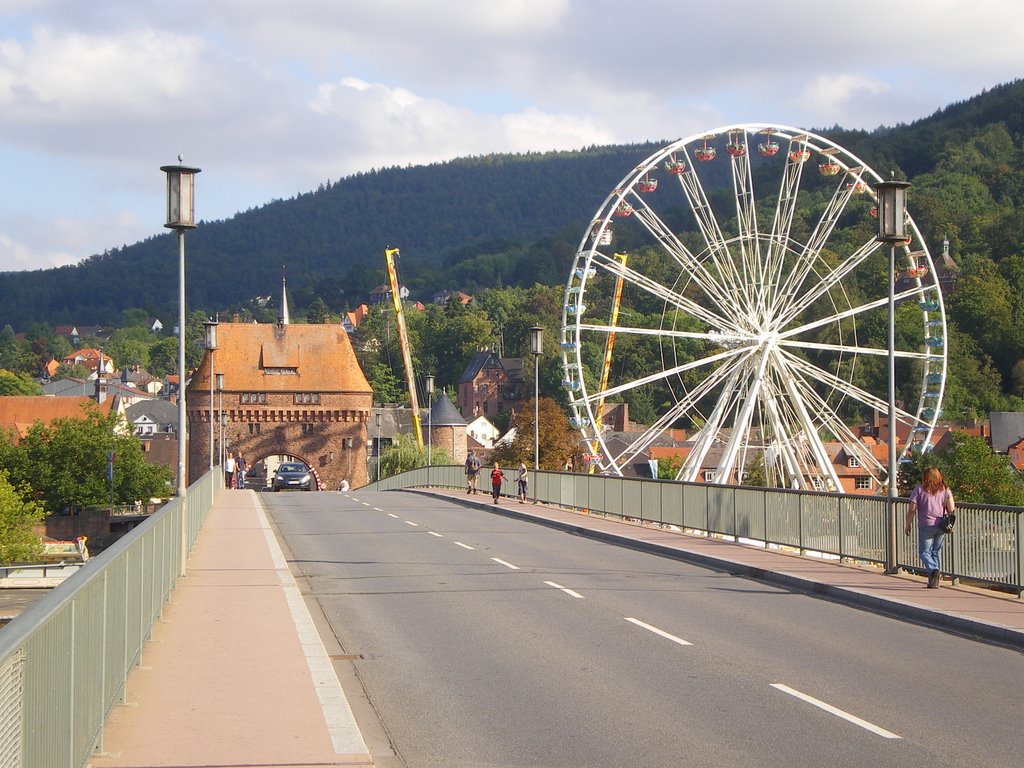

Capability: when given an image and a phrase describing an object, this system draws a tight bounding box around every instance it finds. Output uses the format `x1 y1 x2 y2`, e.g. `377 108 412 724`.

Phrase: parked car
272 462 313 491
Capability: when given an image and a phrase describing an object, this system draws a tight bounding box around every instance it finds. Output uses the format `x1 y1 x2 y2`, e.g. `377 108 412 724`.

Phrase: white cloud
1 1 1024 274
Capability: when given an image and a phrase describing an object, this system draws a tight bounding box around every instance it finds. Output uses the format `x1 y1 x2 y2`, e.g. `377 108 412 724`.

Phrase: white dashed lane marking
491 558 520 570
770 684 901 739
544 581 584 599
625 617 692 647
454 542 475 550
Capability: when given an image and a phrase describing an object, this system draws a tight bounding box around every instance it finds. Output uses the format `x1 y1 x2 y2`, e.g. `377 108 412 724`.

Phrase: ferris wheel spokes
727 131 764 319
772 173 863 315
774 236 883 330
603 365 733 473
581 345 753 405
590 248 734 330
671 154 755 318
626 203 744 316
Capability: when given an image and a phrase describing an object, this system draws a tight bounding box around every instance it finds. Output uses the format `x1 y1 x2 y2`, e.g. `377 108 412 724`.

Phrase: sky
1 0 1022 274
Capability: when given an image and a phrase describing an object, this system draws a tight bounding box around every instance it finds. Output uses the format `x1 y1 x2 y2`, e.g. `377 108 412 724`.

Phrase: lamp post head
874 178 912 243
529 325 544 356
160 160 201 230
425 374 435 396
204 318 218 350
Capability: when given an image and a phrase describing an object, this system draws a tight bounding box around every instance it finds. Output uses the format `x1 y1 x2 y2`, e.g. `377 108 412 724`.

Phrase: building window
703 471 717 483
249 423 261 435
294 392 320 404
847 456 860 468
301 423 313 435
855 477 872 490
241 393 250 404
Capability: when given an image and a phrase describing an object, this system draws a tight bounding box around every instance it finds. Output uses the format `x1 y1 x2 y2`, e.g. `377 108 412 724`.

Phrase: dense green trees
0 471 45 564
900 433 1024 506
0 405 172 515
490 397 578 470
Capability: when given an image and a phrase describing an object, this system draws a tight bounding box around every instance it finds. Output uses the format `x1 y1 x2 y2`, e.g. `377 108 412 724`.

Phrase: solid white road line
625 617 692 646
544 581 585 599
251 497 368 754
428 531 444 537
491 558 520 570
770 684 901 739
454 541 475 550
404 520 419 526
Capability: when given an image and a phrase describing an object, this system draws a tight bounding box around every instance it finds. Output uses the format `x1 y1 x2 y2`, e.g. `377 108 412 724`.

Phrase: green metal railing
363 465 1024 595
0 468 222 768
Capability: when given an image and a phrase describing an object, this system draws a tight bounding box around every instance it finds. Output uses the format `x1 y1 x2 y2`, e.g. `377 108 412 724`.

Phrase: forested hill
0 142 668 329
2 78 1024 331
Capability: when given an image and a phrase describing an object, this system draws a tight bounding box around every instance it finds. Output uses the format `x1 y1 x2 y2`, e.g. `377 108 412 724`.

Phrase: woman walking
490 463 506 504
517 462 528 503
905 466 956 588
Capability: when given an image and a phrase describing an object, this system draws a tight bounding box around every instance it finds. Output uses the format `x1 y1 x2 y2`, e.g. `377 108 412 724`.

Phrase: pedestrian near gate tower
186 319 373 490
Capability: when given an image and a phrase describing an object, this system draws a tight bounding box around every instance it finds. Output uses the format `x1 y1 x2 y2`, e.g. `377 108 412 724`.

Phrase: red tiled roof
0 396 114 442
188 322 371 394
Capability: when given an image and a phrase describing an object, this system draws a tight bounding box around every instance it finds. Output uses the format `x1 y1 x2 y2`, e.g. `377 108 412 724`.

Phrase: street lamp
425 375 435 481
375 411 382 482
875 176 911 574
161 157 200 498
204 319 218 471
216 373 225 469
529 326 544 501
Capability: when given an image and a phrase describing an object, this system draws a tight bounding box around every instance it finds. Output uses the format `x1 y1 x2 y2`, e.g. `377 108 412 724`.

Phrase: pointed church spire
279 267 290 326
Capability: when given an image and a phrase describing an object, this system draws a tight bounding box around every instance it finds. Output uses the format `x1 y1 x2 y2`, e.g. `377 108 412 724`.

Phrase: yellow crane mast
384 247 424 449
590 252 628 472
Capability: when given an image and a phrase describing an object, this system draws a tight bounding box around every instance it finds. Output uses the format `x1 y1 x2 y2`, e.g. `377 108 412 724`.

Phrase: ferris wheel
561 123 947 491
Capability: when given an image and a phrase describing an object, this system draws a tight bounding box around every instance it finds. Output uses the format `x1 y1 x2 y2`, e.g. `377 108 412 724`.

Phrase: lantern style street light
529 326 544 501
204 319 218 471
161 158 201 498
875 177 911 574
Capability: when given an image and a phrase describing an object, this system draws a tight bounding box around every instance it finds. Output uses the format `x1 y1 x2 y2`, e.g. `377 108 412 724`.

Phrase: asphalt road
263 489 1024 768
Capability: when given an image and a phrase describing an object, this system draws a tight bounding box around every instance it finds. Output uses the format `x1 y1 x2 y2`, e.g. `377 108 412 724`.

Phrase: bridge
2 469 1023 767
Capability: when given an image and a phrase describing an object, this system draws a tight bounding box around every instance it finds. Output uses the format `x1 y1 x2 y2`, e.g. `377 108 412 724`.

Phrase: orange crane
590 252 628 472
384 247 424 449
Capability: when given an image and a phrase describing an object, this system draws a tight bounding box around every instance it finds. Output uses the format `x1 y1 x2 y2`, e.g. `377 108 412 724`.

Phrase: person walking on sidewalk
905 466 956 588
465 449 481 494
235 452 247 489
224 452 236 488
490 463 505 504
517 462 528 503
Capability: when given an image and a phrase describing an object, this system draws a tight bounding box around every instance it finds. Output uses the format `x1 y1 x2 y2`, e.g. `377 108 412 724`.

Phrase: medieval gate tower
186 313 373 490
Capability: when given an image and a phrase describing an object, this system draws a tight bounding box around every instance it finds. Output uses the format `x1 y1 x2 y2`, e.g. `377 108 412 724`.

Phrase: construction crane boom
384 247 423 449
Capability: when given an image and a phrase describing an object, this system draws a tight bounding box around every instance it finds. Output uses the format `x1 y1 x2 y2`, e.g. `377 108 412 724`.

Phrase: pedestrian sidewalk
86 483 1023 768
421 487 1024 651
89 490 372 768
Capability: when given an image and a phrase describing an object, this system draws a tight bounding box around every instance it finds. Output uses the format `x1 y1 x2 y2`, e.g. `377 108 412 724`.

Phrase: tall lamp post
204 319 218 471
216 373 225 468
376 411 382 482
161 158 200 497
875 177 911 574
529 326 544 502
425 375 435 483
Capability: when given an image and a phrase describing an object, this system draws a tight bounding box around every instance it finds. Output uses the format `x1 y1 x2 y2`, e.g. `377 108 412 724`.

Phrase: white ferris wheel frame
561 123 948 492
